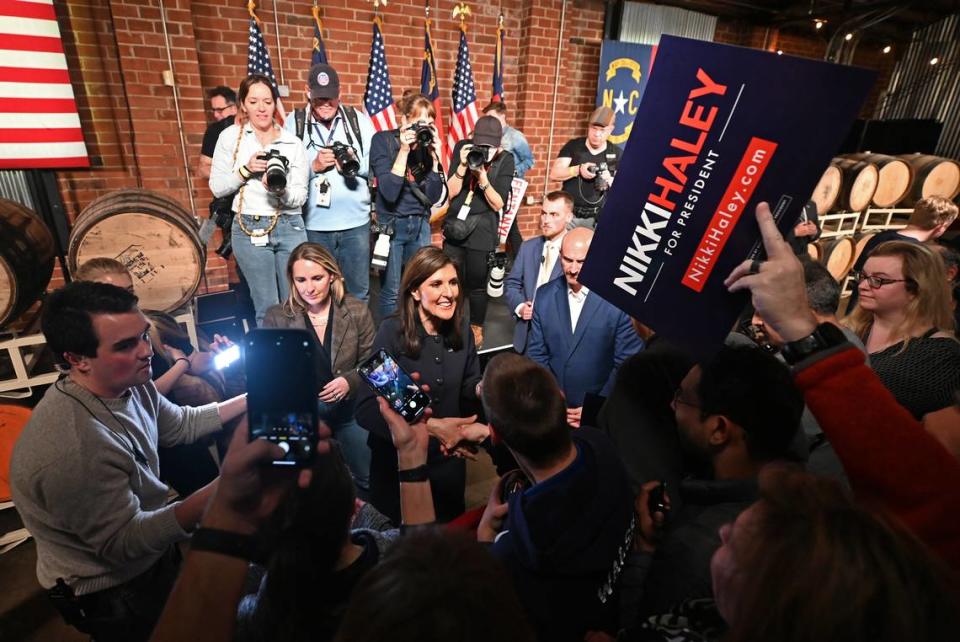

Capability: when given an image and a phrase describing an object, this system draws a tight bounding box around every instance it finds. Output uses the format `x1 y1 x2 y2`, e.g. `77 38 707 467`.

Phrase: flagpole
269 0 285 86
544 0 567 198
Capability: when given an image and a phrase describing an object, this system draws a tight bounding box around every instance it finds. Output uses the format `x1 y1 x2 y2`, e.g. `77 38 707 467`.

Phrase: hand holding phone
359 349 432 423
245 329 320 467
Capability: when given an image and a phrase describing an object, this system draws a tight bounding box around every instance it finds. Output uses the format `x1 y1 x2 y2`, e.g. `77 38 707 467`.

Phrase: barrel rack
0 304 198 396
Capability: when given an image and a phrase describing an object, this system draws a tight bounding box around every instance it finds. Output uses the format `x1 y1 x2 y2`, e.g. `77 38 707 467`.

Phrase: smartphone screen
244 329 319 466
358 349 431 423
213 344 241 370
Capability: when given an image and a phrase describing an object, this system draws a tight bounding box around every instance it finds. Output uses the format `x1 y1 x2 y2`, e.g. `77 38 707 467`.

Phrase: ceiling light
882 45 892 54
930 57 939 65
844 32 853 41
814 19 825 30
776 49 783 55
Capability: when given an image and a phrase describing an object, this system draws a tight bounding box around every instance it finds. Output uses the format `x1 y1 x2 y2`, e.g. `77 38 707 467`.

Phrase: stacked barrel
808 153 959 283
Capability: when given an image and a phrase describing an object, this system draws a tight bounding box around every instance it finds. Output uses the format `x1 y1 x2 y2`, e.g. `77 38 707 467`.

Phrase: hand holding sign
724 202 818 342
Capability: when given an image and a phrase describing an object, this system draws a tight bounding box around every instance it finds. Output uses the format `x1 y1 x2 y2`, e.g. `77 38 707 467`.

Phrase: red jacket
794 346 960 569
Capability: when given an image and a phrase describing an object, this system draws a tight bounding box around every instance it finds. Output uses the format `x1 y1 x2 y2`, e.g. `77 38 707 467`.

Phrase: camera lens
466 148 486 170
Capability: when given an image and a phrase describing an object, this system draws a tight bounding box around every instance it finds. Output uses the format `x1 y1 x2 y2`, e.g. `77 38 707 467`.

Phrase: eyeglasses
851 270 915 289
211 105 235 115
672 387 699 408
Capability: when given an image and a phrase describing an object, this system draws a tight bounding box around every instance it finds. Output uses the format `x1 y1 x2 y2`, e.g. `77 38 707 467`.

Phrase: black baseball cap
308 63 340 100
472 116 503 147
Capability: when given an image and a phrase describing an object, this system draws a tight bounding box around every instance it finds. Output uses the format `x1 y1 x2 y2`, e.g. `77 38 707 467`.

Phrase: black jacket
491 427 634 641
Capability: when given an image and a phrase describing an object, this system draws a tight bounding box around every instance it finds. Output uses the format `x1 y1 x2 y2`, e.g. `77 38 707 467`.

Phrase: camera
587 162 610 192
370 221 395 271
407 123 433 147
486 251 509 298
329 141 360 178
208 194 236 258
466 144 493 171
258 149 290 193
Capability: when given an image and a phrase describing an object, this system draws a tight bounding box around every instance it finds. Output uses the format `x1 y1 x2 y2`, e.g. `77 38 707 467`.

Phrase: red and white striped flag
447 26 479 154
0 0 89 169
363 17 397 132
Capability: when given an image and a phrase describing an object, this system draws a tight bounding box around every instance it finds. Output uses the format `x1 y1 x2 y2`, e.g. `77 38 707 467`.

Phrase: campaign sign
596 40 657 148
579 35 875 354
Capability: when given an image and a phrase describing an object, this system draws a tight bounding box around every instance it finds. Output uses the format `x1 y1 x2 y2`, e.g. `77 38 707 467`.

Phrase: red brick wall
51 0 895 290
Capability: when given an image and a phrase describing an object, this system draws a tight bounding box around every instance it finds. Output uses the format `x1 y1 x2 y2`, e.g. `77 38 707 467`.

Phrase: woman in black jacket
443 115 515 348
356 246 488 524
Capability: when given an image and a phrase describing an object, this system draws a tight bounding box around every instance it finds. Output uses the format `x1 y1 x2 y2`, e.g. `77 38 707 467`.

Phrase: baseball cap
589 106 615 127
308 63 340 100
472 116 503 147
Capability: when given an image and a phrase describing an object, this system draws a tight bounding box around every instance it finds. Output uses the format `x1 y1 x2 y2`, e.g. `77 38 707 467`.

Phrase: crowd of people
6 60 960 642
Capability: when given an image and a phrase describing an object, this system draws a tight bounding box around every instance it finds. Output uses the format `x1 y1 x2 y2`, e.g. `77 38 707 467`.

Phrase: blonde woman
846 241 960 418
209 74 309 325
263 242 375 490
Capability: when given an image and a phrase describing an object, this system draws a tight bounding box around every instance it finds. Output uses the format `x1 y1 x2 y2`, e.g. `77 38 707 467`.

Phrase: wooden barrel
0 199 55 329
852 233 876 269
810 164 842 215
67 189 204 313
844 153 914 207
899 154 960 206
806 242 822 262
833 158 879 212
821 237 857 280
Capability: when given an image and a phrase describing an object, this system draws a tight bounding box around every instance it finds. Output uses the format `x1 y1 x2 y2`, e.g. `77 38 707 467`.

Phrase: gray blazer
262 295 375 398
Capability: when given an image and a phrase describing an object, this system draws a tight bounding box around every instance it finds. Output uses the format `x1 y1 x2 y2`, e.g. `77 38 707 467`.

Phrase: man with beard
620 345 803 625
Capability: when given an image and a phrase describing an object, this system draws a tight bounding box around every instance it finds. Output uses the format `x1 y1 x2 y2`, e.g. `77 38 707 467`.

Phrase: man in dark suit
527 227 644 427
504 191 573 352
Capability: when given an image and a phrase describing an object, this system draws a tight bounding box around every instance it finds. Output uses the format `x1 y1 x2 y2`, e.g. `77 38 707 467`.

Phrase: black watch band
780 322 848 365
191 528 264 563
398 464 429 483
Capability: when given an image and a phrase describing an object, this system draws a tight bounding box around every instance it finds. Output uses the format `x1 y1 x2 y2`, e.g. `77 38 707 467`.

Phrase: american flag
364 18 397 132
447 27 479 155
247 11 285 124
492 19 505 102
0 0 89 169
420 18 449 168
311 5 328 65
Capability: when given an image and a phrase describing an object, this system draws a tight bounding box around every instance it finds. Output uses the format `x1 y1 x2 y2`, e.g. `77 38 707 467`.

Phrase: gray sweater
10 377 222 595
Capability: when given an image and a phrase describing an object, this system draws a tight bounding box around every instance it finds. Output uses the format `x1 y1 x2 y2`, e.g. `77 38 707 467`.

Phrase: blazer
503 235 563 352
261 295 375 398
526 278 644 408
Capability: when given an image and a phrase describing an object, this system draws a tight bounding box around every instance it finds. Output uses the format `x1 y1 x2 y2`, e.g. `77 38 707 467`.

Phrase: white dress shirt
537 234 564 289
568 285 589 332
209 122 308 217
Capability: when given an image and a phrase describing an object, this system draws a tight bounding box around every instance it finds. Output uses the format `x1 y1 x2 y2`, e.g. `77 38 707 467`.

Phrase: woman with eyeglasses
845 241 960 419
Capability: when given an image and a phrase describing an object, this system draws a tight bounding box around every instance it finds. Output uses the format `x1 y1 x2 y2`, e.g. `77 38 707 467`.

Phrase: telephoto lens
466 145 490 171
330 142 360 178
486 251 508 298
259 150 289 193
413 123 433 147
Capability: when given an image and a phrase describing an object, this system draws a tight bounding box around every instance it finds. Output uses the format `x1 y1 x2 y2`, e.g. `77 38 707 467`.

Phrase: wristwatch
191 528 265 563
780 322 848 365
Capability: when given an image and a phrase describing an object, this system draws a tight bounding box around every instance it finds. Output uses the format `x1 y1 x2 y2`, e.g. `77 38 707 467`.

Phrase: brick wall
51 0 895 289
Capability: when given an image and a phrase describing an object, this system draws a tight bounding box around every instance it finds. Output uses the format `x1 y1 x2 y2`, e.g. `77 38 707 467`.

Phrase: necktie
538 242 556 289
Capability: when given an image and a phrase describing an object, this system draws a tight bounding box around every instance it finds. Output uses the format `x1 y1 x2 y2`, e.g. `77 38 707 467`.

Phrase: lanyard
309 116 341 148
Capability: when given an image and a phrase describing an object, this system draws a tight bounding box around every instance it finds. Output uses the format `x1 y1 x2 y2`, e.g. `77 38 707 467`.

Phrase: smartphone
213 344 241 370
244 329 319 466
358 349 431 423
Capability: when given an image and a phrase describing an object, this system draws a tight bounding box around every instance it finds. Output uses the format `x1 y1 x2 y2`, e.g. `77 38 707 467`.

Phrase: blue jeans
318 398 370 490
232 214 308 325
378 215 431 318
307 223 370 301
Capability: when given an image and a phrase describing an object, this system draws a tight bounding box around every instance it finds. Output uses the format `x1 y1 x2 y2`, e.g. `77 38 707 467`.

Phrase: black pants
48 547 180 642
442 243 490 326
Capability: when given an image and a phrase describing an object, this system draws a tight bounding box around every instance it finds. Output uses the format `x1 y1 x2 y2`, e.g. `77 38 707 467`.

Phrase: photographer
443 115 515 348
210 74 308 325
287 63 376 302
549 106 621 229
370 93 444 318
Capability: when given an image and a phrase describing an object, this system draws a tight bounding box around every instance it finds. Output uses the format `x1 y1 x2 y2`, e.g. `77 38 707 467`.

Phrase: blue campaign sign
579 35 875 355
596 40 656 148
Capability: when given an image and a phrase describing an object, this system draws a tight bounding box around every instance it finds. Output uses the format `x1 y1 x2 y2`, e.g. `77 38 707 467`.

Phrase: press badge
251 234 269 247
315 176 331 208
457 191 474 220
